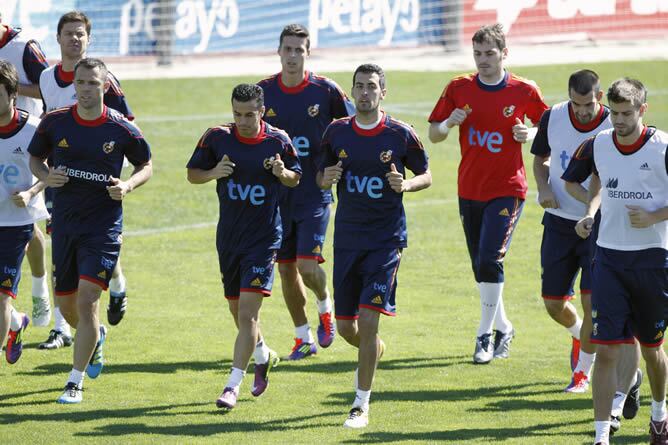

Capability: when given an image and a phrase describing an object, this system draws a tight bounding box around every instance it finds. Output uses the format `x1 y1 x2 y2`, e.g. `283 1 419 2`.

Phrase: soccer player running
318 64 431 428
28 58 152 403
258 24 353 360
0 14 52 329
187 84 301 410
571 78 668 445
428 24 548 364
38 11 135 351
0 60 49 365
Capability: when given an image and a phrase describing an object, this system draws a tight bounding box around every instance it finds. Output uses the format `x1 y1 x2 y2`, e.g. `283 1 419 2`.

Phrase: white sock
353 389 371 411
493 294 512 333
253 337 270 364
295 324 314 343
652 399 667 422
574 351 596 377
109 274 126 294
611 392 626 417
567 318 583 339
316 296 332 314
226 367 245 389
9 308 23 331
594 420 610 443
477 282 503 337
68 369 85 387
31 274 49 298
54 307 72 336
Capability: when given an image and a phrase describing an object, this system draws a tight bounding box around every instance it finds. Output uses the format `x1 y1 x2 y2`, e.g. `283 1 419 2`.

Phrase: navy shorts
591 260 668 347
52 230 121 295
0 224 34 299
458 197 524 283
218 249 277 300
540 214 592 300
333 247 402 319
278 203 330 263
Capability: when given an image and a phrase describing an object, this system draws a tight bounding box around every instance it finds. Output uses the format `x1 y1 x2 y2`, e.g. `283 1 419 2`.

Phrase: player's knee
477 258 503 283
278 262 298 280
296 260 318 283
0 295 10 310
543 299 566 319
595 344 620 365
336 320 357 341
640 344 667 365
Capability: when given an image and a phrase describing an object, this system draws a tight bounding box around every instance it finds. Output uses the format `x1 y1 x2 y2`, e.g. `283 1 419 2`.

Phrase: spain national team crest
307 104 320 117
503 105 516 118
102 141 116 154
379 150 393 163
263 156 275 170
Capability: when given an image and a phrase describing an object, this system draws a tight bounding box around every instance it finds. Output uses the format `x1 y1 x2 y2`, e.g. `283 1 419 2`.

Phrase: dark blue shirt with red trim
186 121 302 252
27 105 151 234
319 113 429 249
258 71 353 209
0 26 49 84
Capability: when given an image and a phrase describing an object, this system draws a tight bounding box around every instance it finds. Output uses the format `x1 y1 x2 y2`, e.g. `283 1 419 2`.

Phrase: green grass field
2 60 667 444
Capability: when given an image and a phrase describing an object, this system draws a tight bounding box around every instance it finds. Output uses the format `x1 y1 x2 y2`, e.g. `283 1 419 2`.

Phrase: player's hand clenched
271 153 286 178
386 163 405 193
512 118 529 143
213 154 235 179
11 190 31 208
446 108 471 128
575 216 594 239
322 161 343 187
46 165 68 188
106 177 132 201
537 188 559 209
626 205 656 228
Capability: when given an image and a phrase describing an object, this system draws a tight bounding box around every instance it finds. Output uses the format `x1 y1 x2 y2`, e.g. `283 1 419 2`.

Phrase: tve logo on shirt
226 179 266 205
468 126 503 153
292 136 310 157
0 163 19 185
345 171 383 199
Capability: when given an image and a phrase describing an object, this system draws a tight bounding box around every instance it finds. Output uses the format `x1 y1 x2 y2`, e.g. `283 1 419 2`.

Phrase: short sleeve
530 109 552 157
428 81 455 123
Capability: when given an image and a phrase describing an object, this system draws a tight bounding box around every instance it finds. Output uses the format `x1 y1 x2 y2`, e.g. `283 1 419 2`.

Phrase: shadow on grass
72 410 342 437
19 360 232 376
338 419 594 443
279 355 471 374
324 381 567 406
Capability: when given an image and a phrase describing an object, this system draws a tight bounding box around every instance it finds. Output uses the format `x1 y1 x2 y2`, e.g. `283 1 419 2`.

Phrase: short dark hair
279 24 310 50
607 78 647 108
353 63 385 89
74 58 108 79
0 60 19 98
568 69 600 96
472 24 506 51
231 83 264 107
57 11 91 36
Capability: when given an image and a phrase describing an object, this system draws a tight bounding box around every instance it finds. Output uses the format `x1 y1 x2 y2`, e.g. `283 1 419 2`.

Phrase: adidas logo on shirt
12 147 22 154
640 162 651 171
58 138 69 148
266 108 276 117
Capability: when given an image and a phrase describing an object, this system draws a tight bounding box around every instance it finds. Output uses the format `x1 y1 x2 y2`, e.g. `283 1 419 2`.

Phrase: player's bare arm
272 153 300 187
564 180 589 204
626 205 668 229
187 154 235 184
532 155 558 209
385 163 432 193
18 83 42 99
575 174 601 239
428 107 471 143
29 156 68 188
318 161 342 189
107 160 152 201
11 179 47 208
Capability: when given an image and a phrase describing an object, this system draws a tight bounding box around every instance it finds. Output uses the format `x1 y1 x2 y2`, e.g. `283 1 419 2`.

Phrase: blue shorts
0 224 34 299
333 247 402 319
52 230 121 295
540 214 591 300
591 260 668 347
458 197 524 283
218 249 277 300
278 203 330 263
